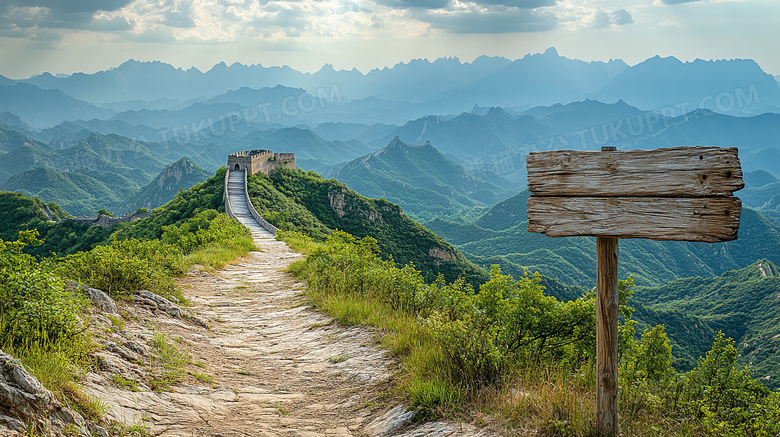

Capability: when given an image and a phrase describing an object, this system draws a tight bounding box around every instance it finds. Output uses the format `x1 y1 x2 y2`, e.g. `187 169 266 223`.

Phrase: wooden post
525 145 743 434
596 236 619 436
526 146 745 437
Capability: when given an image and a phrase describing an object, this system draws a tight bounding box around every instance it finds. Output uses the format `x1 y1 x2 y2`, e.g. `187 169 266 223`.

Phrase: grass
488 367 596 435
111 373 140 392
3 337 93 402
184 237 256 268
63 384 109 421
148 332 190 392
276 230 318 253
110 422 151 437
106 314 126 331
191 371 214 384
328 355 350 364
269 403 288 415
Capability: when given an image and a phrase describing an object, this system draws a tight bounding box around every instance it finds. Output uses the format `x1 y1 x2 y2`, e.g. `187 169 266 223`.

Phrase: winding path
83 169 495 436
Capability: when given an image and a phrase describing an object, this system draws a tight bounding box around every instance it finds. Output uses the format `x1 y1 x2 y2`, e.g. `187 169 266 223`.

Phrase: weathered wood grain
527 147 744 197
596 237 619 437
527 196 741 242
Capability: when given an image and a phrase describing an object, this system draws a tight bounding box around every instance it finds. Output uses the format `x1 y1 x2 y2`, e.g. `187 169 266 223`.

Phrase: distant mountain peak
317 63 336 73
543 47 559 57
485 106 514 119
756 259 778 277
208 61 229 72
471 104 487 115
388 135 404 148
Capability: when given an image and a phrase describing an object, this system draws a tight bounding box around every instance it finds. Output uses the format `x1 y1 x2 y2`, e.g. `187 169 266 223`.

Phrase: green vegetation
111 374 140 391
0 231 93 435
0 231 88 346
58 209 253 303
281 229 780 436
191 371 214 384
428 191 780 288
260 168 487 285
334 138 506 221
162 209 254 268
0 169 256 433
59 238 185 302
149 332 190 392
635 260 780 387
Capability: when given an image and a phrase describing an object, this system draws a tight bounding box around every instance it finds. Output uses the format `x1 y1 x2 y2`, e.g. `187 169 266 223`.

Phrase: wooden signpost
526 146 744 436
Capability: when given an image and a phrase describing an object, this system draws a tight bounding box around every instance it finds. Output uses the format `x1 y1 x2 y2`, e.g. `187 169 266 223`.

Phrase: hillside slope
1 167 141 216
116 158 211 215
334 137 510 220
428 192 780 287
635 260 780 388
254 167 489 285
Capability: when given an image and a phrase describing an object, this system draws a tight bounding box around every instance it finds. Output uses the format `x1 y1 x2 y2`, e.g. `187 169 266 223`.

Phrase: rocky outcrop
133 290 184 318
428 247 456 262
66 281 118 314
0 350 89 436
67 211 151 228
328 189 347 217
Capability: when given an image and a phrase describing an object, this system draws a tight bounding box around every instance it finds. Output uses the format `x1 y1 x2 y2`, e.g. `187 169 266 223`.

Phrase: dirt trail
85 230 495 436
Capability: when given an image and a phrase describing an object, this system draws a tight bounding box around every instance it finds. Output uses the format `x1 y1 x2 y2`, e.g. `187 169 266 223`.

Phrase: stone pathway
83 228 497 436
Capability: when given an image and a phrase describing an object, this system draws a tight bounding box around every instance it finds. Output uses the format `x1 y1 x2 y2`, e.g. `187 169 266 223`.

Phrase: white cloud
555 4 634 30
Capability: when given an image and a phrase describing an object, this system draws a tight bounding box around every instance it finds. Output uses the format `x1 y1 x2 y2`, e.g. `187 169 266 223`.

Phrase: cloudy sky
0 0 777 79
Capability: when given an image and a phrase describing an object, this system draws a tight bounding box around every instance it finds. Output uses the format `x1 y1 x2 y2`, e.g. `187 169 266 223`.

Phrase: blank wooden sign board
526 146 744 436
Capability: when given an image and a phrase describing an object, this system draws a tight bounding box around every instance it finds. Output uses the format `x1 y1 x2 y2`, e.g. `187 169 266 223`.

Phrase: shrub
0 230 88 346
161 210 251 255
58 238 185 302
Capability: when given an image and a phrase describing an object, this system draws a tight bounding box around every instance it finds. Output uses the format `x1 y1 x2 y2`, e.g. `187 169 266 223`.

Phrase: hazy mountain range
2 48 779 130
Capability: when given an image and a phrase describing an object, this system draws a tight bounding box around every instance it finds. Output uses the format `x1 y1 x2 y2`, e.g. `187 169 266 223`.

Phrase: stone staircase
226 169 275 239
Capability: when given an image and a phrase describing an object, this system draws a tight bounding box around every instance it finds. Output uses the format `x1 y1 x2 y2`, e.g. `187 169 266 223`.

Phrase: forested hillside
635 260 780 388
428 191 780 287
334 137 510 221
246 167 488 285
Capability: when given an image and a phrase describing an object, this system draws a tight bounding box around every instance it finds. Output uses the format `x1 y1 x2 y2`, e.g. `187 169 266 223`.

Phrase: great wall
65 149 294 231
224 149 296 235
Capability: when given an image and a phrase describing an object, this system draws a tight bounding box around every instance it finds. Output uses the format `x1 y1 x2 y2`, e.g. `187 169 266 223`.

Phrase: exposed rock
361 209 384 222
0 349 89 436
65 280 117 314
104 342 143 364
428 247 456 262
134 290 184 318
123 340 149 356
328 189 347 217
363 405 417 437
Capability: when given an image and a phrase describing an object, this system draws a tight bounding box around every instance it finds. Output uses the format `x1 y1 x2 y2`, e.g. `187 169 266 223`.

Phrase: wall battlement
68 210 151 228
227 149 296 175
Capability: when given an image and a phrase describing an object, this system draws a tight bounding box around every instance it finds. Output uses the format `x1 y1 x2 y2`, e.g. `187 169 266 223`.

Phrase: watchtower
227 150 296 175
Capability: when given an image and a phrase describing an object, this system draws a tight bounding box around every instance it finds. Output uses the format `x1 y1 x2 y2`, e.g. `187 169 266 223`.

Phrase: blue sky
0 0 777 79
